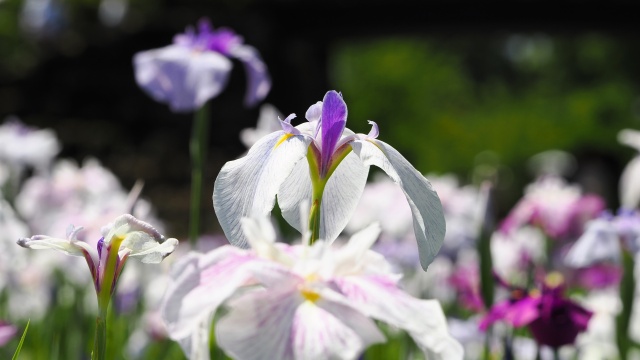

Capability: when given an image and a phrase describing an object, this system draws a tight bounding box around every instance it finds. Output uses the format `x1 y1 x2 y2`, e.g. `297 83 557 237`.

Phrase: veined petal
334 276 463 360
214 131 311 248
278 150 369 243
351 139 446 270
133 44 232 112
216 281 383 360
161 246 254 340
229 44 271 107
320 91 347 175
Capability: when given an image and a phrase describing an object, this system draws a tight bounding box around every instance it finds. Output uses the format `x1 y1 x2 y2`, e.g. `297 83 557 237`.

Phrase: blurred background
1 0 640 239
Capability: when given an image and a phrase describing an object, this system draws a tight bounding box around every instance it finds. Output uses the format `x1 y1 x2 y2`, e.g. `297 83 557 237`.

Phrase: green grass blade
11 319 30 360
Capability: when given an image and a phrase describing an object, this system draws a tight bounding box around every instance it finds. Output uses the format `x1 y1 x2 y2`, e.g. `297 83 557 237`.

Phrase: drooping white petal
351 139 446 270
133 44 233 112
278 151 369 243
214 131 311 248
565 219 620 268
17 235 86 256
334 276 463 360
620 156 640 209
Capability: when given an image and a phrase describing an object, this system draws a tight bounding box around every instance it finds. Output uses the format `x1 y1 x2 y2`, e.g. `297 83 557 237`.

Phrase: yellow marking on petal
301 289 321 303
274 133 294 149
545 272 564 288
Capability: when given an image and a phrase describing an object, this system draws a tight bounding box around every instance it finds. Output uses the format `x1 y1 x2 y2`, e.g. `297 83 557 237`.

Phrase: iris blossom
213 90 445 270
480 274 592 349
17 214 178 308
162 217 462 360
0 321 16 347
134 18 270 112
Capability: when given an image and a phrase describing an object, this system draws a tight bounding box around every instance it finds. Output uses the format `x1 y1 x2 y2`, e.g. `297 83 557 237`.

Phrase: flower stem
189 103 210 248
616 248 635 360
92 310 107 360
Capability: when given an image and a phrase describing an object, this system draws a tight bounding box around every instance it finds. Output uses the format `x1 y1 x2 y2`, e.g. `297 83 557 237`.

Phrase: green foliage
11 319 29 360
331 36 638 177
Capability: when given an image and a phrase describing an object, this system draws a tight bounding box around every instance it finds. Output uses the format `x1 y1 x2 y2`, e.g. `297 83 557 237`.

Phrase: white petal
619 129 640 152
161 246 252 340
330 223 382 275
216 282 383 360
351 139 445 270
565 219 620 268
240 217 294 265
178 316 213 360
17 234 93 259
334 276 463 360
213 131 311 248
278 150 369 243
216 284 301 360
133 45 232 112
104 214 176 263
620 156 640 209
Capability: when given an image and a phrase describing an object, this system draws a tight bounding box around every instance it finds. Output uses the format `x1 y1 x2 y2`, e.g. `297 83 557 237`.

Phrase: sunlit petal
213 131 311 248
351 139 445 270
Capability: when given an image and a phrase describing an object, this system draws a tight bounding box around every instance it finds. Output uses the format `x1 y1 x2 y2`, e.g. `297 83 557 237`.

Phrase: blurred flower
491 226 546 286
16 159 161 248
18 214 178 300
240 104 284 149
449 262 484 312
0 321 17 347
0 117 60 172
500 176 605 239
134 18 270 112
575 290 620 360
565 210 640 268
618 129 640 209
573 263 622 290
213 90 445 270
98 0 128 27
481 274 593 349
20 0 66 38
162 218 462 360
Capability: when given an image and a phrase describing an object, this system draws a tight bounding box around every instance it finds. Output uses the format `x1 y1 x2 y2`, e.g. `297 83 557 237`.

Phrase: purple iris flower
480 275 592 349
134 18 271 112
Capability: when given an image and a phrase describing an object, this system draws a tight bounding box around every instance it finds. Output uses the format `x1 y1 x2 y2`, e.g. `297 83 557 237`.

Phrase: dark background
2 0 640 238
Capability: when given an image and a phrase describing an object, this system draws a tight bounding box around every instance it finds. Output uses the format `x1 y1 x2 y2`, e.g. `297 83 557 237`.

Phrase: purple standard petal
319 90 347 177
229 45 271 107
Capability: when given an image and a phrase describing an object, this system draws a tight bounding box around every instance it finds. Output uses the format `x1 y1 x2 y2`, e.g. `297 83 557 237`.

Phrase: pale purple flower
0 322 17 347
214 90 445 270
0 117 60 170
500 176 605 239
134 18 270 112
565 209 640 268
162 218 462 360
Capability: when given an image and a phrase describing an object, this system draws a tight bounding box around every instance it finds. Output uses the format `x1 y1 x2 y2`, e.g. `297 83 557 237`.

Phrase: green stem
617 249 635 360
189 104 210 248
92 310 107 360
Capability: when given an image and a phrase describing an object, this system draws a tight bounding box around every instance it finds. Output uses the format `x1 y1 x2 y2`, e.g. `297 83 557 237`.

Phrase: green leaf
11 319 30 360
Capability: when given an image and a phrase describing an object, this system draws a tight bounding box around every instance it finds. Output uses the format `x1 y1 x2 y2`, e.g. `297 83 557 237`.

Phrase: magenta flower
500 176 605 239
134 18 270 112
0 321 17 347
480 275 592 349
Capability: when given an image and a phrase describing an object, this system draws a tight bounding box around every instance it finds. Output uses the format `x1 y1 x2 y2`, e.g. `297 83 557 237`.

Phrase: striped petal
216 281 383 360
213 131 311 248
334 276 463 360
351 139 446 270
